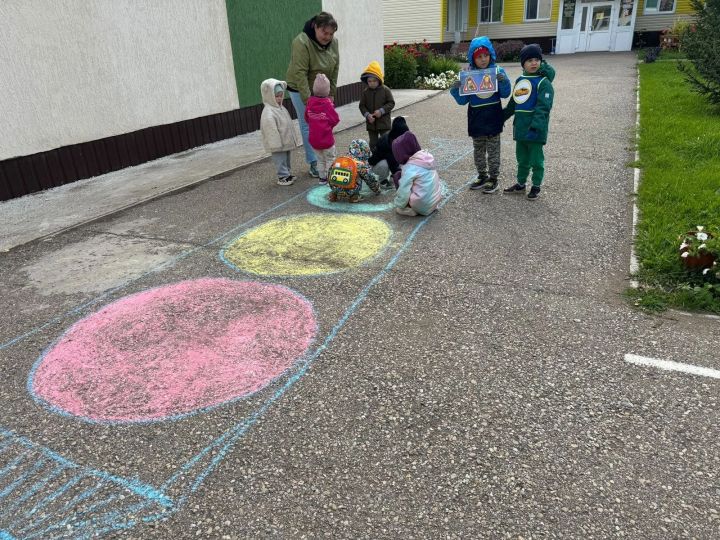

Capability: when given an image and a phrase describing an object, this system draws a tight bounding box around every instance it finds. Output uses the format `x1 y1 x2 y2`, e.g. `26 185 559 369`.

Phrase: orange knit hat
360 61 384 85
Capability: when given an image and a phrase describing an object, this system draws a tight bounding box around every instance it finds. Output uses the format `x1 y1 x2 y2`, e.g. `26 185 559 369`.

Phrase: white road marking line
625 353 720 379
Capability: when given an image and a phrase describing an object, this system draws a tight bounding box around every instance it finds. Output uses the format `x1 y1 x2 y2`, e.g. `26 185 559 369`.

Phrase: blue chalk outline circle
306 184 396 213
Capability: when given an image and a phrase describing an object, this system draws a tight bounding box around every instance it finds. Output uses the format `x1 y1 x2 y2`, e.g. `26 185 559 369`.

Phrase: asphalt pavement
1 52 719 539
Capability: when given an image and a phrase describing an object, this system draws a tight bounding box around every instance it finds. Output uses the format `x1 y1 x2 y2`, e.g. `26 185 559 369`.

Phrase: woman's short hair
314 11 338 31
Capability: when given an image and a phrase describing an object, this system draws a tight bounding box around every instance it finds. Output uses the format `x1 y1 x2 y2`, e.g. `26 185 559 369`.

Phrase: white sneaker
277 175 295 186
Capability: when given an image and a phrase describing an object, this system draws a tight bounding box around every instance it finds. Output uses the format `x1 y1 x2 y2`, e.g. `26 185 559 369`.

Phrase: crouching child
391 131 443 216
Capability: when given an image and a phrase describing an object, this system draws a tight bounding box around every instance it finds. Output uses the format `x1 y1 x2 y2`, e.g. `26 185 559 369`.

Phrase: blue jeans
288 91 316 166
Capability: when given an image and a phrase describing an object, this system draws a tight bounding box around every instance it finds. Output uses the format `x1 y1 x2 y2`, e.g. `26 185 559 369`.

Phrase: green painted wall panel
225 0 322 106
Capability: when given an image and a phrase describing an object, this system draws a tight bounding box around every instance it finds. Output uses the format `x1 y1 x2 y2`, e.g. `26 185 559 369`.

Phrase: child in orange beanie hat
359 61 395 152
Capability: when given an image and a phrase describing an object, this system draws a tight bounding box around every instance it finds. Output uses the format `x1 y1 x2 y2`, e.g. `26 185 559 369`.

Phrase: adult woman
286 11 339 179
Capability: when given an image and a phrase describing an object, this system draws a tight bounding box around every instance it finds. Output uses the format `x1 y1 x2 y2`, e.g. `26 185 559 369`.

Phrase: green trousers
515 141 545 187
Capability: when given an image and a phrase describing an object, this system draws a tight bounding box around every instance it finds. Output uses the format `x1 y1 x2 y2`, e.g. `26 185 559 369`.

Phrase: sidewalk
0 89 440 252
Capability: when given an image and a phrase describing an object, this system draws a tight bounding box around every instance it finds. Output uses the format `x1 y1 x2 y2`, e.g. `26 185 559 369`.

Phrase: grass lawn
630 60 720 313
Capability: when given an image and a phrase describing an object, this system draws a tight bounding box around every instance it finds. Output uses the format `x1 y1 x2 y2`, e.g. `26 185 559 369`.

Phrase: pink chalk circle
30 279 316 423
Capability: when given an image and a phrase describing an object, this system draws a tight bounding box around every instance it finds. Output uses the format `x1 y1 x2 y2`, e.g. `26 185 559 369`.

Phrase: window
591 5 612 31
525 0 552 20
561 0 577 30
618 0 633 26
479 0 503 22
644 0 675 12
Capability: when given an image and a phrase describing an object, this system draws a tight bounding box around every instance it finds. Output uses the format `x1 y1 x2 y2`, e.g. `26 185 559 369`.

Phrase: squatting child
327 139 381 203
391 131 443 217
503 44 556 200
260 78 301 186
368 116 410 190
305 74 340 184
450 36 511 193
359 61 395 152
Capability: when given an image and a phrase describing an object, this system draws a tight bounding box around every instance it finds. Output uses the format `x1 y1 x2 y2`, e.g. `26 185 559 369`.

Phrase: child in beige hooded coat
260 78 302 185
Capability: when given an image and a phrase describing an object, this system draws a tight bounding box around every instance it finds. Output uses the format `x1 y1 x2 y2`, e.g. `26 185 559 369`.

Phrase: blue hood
467 36 497 66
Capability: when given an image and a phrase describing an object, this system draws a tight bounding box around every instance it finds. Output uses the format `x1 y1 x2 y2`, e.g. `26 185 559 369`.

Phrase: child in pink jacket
305 74 340 184
391 131 443 216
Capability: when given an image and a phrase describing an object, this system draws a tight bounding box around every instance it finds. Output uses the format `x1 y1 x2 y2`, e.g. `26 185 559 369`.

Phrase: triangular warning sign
462 76 479 94
479 74 494 91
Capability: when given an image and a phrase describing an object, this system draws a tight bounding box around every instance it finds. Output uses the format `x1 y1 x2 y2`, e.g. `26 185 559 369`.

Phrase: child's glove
497 72 506 82
450 80 461 89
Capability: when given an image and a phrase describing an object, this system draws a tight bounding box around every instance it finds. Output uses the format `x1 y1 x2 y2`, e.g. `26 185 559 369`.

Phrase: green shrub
416 51 434 78
384 44 417 89
428 56 461 75
677 0 720 106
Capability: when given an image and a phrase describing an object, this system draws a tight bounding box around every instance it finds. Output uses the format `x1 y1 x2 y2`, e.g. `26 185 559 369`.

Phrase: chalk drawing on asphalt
0 139 475 539
28 279 317 423
220 213 392 276
306 184 396 213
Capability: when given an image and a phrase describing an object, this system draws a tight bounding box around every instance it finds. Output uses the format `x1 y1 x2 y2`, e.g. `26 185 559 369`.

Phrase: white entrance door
577 3 614 51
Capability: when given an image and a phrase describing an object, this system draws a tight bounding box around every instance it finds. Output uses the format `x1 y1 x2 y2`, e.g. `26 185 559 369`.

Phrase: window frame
478 0 503 23
524 0 552 22
643 0 676 13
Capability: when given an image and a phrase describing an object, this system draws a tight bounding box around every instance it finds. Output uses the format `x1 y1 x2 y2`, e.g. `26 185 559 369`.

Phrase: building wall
1 0 238 161
225 0 321 107
325 0 386 85
382 0 443 44
635 0 695 31
463 21 558 40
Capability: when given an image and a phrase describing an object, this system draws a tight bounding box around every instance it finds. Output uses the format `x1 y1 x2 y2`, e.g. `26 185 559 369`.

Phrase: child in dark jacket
368 116 410 189
502 44 556 200
450 36 511 193
305 74 340 184
359 61 395 152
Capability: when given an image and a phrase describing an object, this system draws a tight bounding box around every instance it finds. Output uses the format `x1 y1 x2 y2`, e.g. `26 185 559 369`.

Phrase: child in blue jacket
450 36 511 193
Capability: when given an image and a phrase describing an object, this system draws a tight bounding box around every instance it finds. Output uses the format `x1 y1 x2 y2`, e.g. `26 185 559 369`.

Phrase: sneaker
503 183 526 194
277 176 295 186
318 177 328 185
482 179 499 194
527 186 541 200
395 206 418 216
309 162 319 178
470 178 491 190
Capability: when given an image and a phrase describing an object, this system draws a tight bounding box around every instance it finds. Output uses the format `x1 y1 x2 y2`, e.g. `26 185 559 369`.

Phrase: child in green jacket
502 44 555 200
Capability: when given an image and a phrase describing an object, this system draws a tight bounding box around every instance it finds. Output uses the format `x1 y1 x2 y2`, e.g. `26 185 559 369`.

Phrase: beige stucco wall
0 1 238 161
324 0 386 87
382 0 443 45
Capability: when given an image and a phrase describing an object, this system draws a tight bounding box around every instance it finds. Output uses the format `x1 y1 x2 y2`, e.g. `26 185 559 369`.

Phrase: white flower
681 252 689 258
697 232 709 241
680 242 688 250
697 225 705 232
699 243 707 249
703 268 710 275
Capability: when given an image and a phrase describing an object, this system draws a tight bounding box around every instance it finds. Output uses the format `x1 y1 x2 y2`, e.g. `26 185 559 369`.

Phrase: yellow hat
361 61 384 85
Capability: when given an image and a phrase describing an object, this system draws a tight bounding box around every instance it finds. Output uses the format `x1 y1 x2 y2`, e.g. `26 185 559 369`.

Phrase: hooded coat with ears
259 78 301 153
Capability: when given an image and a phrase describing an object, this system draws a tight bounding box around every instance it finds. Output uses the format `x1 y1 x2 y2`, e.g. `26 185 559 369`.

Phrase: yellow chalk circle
222 213 392 276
